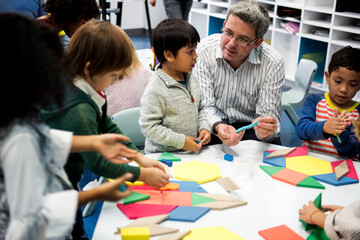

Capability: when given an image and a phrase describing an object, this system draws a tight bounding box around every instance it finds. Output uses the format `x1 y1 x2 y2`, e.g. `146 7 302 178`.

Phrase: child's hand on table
183 136 202 152
139 167 169 189
197 129 211 145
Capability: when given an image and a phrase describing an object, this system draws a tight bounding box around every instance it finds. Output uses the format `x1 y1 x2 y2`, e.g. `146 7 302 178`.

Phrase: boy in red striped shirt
296 46 360 159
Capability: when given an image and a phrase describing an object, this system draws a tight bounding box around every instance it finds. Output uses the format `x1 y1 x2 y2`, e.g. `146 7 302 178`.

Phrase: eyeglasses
222 28 258 47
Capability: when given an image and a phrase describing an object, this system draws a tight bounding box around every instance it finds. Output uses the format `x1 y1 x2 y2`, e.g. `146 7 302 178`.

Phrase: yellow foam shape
286 156 333 176
125 181 144 186
184 226 244 240
107 178 144 186
174 160 221 184
121 227 150 240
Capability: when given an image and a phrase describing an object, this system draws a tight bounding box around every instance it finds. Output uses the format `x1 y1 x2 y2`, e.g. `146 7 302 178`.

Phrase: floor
81 34 315 239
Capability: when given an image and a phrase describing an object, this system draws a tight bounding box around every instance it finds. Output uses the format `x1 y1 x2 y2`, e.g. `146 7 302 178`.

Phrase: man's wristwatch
212 121 227 135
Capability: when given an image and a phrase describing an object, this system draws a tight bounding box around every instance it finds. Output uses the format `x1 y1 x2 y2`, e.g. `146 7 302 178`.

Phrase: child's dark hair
328 46 360 74
42 0 100 24
0 13 66 128
152 18 200 64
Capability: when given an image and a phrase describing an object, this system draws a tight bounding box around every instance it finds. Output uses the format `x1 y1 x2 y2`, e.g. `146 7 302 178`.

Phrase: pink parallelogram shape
331 159 358 181
267 146 308 158
117 203 177 219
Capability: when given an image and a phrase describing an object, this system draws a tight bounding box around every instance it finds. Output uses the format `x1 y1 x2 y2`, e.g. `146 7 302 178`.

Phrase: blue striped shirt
194 34 285 135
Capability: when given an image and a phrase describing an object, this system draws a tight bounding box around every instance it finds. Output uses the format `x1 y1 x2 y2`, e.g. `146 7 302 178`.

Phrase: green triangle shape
191 193 216 205
300 193 322 230
297 176 325 189
314 193 322 208
157 151 181 161
260 165 284 177
307 227 330 240
123 191 150 205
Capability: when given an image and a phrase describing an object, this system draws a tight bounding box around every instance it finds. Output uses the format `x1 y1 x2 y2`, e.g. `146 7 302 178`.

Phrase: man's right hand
216 123 244 146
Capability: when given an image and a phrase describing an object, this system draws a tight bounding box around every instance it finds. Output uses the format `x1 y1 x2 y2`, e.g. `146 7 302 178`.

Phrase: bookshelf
189 0 360 94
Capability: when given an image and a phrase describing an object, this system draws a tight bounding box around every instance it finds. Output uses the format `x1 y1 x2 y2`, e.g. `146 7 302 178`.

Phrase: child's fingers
113 173 133 186
339 110 347 118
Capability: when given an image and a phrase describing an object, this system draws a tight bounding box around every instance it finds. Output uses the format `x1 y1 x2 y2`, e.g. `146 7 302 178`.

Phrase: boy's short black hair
152 18 200 64
328 46 360 74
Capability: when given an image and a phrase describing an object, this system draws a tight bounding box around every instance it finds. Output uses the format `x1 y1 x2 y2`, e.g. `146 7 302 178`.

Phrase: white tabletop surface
92 140 360 239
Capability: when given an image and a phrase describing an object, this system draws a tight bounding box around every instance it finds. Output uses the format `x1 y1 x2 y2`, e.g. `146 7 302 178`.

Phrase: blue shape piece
160 159 173 167
168 206 210 222
196 139 201 144
170 180 207 193
313 173 359 186
119 183 127 192
235 121 259 133
263 151 286 167
224 154 233 162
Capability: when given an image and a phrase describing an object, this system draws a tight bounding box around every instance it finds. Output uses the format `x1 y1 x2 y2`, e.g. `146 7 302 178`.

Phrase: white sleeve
44 190 78 239
49 129 73 166
325 200 360 240
2 133 49 240
2 132 78 240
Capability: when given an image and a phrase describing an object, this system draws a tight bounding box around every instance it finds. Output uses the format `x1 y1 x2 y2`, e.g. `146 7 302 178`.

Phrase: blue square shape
170 180 207 193
313 173 359 186
160 159 173 167
168 206 210 222
263 151 286 167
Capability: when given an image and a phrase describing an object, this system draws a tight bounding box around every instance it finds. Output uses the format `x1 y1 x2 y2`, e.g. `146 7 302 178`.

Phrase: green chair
112 107 146 149
281 59 318 125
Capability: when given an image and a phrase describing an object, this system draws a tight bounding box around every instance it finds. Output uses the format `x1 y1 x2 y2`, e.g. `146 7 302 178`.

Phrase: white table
92 140 360 239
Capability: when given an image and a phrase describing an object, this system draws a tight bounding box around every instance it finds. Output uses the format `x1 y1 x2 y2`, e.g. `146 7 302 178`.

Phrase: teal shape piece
123 191 150 205
260 165 284 177
306 227 330 240
158 151 181 162
297 176 325 189
300 193 322 231
191 193 216 205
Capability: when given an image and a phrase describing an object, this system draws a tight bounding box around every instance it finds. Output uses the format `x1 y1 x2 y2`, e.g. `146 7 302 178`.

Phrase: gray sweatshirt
140 67 210 154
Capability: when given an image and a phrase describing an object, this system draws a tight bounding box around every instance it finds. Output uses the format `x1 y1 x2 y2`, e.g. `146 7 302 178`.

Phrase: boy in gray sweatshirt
140 18 211 154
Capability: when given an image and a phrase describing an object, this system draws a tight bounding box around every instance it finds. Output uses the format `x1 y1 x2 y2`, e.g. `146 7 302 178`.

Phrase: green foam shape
158 151 181 162
306 227 330 240
191 193 216 205
260 165 284 177
123 191 150 205
297 176 325 189
300 193 322 231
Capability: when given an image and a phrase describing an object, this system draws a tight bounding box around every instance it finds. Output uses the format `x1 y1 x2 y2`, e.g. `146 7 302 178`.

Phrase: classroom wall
109 0 167 30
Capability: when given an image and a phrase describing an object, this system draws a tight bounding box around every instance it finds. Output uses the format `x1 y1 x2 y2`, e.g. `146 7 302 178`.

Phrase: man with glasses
194 0 285 146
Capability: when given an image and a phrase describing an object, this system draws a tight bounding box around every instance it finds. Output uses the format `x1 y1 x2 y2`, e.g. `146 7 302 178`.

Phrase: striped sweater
325 199 360 240
194 34 285 143
296 93 360 159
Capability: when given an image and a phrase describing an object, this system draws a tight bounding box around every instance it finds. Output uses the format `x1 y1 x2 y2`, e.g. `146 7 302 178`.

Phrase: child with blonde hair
43 19 169 190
